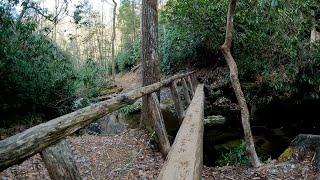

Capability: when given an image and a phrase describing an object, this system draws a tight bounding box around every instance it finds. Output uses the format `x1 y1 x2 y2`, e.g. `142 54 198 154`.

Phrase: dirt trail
1 130 164 180
115 71 142 91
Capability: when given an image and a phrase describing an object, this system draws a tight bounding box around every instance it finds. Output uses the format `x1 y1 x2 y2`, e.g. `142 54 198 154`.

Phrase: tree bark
140 0 170 157
0 72 193 171
220 0 261 167
141 0 161 127
40 139 81 180
132 0 136 42
112 0 117 81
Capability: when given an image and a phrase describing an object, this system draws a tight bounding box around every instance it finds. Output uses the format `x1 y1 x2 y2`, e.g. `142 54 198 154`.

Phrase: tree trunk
132 0 136 42
141 0 161 127
53 0 58 41
141 0 169 157
40 139 81 180
220 0 261 167
112 0 117 81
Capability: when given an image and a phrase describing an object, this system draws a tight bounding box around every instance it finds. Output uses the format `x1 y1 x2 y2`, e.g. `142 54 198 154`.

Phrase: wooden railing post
148 93 170 156
192 74 198 87
181 78 191 107
158 84 204 180
40 139 81 180
187 76 194 97
169 81 184 122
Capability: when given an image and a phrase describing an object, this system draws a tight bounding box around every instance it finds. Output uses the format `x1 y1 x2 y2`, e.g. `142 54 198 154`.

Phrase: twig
312 152 316 162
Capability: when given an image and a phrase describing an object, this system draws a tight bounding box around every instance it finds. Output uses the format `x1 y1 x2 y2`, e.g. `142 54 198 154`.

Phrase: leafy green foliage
0 2 105 126
216 142 250 166
74 58 106 98
116 0 141 73
118 0 140 45
117 100 141 116
116 38 141 73
0 22 76 118
161 0 320 102
159 26 201 74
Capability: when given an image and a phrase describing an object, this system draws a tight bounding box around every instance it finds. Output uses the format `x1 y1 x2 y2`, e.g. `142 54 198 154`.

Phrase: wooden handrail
0 71 195 171
158 84 204 180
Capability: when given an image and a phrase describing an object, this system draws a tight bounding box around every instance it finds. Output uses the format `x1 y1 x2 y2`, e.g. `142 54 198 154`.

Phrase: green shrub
0 15 77 119
0 2 107 126
116 38 141 73
117 100 141 116
74 58 106 98
160 0 320 102
216 142 250 166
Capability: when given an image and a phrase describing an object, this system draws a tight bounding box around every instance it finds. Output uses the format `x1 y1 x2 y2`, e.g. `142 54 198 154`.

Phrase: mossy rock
278 147 295 161
204 115 226 126
100 87 123 96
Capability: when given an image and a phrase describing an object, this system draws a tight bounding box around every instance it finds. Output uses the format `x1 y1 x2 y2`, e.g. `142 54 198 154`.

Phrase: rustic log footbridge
0 72 205 180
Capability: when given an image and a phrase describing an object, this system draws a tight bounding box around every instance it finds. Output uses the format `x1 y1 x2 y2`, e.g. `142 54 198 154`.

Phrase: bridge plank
158 84 204 180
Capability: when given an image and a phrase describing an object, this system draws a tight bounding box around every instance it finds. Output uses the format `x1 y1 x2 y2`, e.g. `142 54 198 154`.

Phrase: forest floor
2 129 319 179
2 70 320 179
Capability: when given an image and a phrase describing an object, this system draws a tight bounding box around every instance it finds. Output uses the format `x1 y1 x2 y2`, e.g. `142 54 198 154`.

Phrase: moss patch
278 147 295 161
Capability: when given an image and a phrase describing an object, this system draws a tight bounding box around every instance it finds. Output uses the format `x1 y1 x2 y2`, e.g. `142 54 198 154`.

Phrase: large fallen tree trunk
158 84 204 180
0 72 194 171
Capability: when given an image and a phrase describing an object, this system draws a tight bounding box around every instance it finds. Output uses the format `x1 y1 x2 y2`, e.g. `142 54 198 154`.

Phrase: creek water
203 99 320 166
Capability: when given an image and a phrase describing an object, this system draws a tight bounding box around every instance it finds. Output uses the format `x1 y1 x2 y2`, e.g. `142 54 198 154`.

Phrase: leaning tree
221 0 261 167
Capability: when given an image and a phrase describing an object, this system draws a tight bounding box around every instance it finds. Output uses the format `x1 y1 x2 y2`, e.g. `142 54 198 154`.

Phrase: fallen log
158 84 204 180
0 72 194 171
